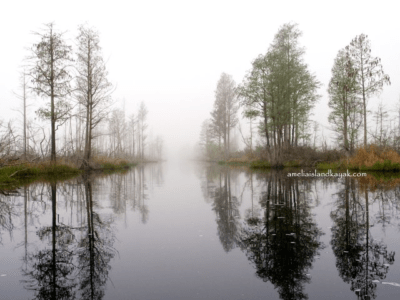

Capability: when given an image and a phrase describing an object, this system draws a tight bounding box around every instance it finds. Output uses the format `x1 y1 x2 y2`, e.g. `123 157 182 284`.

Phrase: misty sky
1 0 399 159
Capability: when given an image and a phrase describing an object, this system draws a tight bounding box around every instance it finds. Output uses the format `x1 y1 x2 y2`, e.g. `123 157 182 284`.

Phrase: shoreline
0 161 138 190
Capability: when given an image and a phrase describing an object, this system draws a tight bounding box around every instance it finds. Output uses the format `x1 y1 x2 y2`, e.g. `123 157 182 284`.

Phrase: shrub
349 145 400 171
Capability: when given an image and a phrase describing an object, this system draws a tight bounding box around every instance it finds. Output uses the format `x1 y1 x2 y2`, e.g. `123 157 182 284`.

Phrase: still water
1 161 400 300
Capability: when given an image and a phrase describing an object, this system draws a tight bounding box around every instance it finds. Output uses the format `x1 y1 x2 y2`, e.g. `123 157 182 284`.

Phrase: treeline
200 23 394 166
1 23 163 168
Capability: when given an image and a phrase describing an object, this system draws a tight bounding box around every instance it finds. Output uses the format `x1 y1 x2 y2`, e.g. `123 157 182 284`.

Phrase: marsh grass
283 160 302 168
91 156 137 170
0 156 137 189
316 161 347 170
0 162 81 190
349 145 400 172
315 145 400 172
249 161 272 169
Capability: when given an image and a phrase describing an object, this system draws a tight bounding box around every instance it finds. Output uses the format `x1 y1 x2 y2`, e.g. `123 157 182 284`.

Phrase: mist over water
1 2 400 299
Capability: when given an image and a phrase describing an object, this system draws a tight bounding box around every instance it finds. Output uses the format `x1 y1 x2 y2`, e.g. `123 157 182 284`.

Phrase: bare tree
372 102 389 147
128 114 137 158
137 102 148 161
199 119 218 159
0 120 18 158
13 71 30 158
155 135 163 161
75 24 113 168
28 23 73 163
108 108 126 156
239 110 257 155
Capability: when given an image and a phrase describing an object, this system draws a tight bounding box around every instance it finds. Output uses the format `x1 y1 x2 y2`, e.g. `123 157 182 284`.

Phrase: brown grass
349 145 400 168
227 153 258 163
90 156 131 168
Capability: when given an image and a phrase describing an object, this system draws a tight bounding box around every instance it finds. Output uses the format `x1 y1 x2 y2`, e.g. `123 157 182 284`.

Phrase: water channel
1 161 400 299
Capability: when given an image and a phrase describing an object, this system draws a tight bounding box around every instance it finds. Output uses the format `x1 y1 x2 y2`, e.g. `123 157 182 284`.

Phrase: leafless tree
128 114 137 158
75 24 113 168
13 71 31 158
0 120 18 158
137 102 148 161
108 108 126 156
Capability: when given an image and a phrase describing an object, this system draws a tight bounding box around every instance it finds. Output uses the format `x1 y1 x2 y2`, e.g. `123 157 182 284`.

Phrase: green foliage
356 160 400 172
316 161 344 170
210 73 238 158
29 23 74 162
30 23 73 99
100 162 136 173
226 161 249 166
238 23 320 152
0 164 80 189
35 99 72 124
347 33 391 146
327 49 360 151
243 109 258 119
0 161 138 189
365 171 400 180
249 160 271 169
284 160 301 168
348 34 391 99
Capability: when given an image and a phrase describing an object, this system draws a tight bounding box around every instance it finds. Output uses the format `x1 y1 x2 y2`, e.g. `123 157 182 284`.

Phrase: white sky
1 0 399 158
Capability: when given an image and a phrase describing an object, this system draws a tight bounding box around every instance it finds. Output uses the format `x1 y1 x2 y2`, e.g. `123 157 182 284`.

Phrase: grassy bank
0 157 138 189
217 145 400 173
0 163 81 189
219 158 305 169
220 159 303 169
99 162 137 173
317 160 400 172
215 147 342 169
317 146 400 172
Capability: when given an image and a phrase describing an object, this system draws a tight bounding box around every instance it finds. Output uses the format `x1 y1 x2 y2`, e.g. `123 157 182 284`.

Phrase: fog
1 0 399 160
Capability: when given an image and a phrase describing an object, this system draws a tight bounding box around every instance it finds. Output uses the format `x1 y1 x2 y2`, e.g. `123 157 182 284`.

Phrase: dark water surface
1 161 400 300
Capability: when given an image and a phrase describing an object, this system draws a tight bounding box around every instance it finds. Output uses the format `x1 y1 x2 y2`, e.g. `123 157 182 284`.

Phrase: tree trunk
50 32 56 164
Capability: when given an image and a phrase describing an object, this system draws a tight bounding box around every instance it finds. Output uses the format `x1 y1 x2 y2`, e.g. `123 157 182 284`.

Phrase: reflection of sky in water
0 162 400 300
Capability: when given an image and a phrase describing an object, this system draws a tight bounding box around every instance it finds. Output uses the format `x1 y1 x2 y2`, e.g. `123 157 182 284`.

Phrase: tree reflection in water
76 175 117 300
0 189 17 244
2 164 399 299
22 182 76 300
239 172 324 300
212 169 241 252
109 166 149 223
330 177 395 299
201 166 324 300
20 176 117 300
